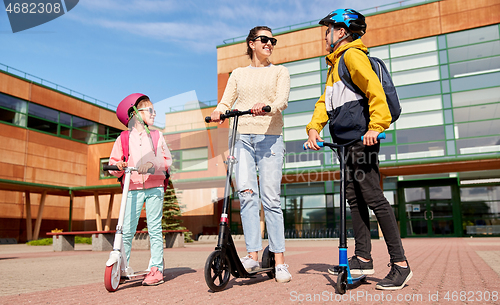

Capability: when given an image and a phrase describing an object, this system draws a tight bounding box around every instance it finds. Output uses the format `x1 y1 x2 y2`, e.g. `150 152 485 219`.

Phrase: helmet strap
132 105 151 135
330 32 350 54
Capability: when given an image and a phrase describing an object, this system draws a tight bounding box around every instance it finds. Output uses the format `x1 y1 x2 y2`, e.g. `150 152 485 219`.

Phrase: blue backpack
338 50 401 123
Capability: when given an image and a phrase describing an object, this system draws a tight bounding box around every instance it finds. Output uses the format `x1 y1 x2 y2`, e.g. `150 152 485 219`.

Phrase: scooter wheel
336 270 347 295
104 262 120 292
261 246 275 279
204 250 231 292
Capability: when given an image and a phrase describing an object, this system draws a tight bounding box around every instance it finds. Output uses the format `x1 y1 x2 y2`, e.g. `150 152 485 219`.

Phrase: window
0 92 121 143
100 158 113 178
446 25 499 48
171 147 208 172
283 58 320 75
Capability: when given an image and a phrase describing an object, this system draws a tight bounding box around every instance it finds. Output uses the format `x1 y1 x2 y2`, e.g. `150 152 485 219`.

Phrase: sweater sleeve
215 69 239 113
345 49 391 132
269 66 290 115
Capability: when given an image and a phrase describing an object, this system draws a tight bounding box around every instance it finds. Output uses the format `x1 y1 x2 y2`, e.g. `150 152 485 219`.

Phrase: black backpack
338 50 401 123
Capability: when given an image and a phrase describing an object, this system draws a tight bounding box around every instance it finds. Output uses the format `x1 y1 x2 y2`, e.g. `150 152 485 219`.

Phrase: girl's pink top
109 128 172 191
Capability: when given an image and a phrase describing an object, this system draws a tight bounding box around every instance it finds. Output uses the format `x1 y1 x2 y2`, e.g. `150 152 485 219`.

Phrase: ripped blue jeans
232 134 286 253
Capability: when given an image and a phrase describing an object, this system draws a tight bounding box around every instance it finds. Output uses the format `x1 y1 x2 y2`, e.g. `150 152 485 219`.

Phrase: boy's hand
304 129 324 150
210 111 224 124
363 130 380 146
116 161 127 171
138 162 154 174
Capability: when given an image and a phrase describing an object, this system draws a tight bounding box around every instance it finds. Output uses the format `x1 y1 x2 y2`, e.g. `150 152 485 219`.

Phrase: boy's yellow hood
325 39 368 66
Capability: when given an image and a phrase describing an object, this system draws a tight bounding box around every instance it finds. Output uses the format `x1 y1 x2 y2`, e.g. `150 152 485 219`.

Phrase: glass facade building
228 24 500 238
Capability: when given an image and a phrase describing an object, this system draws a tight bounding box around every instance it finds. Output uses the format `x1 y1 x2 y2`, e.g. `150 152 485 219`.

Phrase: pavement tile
0 238 499 304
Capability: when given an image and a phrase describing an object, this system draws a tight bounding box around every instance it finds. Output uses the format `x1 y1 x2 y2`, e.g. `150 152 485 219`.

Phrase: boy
109 93 172 286
303 9 412 290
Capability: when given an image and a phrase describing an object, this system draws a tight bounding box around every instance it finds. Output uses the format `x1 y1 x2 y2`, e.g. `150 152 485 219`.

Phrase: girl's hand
116 161 127 171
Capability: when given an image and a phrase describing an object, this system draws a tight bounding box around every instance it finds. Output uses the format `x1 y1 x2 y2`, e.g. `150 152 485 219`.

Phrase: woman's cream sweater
215 64 290 135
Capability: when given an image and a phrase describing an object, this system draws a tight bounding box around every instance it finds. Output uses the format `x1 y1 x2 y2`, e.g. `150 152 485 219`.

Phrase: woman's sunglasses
138 107 156 116
252 35 277 46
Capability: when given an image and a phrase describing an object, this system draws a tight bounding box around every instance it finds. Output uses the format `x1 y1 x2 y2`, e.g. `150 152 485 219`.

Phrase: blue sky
0 0 413 110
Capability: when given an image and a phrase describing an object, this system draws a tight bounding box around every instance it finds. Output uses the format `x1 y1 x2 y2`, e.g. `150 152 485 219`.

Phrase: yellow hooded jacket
306 39 392 142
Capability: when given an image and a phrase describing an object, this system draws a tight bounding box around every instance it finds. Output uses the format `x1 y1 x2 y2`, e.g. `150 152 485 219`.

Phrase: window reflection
447 41 500 63
454 105 500 123
452 87 500 107
446 25 499 48
429 186 452 200
456 136 500 154
28 103 58 122
455 120 500 138
397 126 445 143
450 56 500 78
404 187 425 202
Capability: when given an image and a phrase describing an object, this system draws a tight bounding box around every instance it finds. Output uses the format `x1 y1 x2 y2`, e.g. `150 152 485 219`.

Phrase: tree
162 179 193 242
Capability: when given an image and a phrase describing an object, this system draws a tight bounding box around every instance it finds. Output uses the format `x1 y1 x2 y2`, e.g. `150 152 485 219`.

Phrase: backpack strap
338 50 364 96
120 130 130 162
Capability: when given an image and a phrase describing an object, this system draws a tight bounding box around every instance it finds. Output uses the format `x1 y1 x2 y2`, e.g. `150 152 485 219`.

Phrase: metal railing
222 0 437 44
0 62 115 111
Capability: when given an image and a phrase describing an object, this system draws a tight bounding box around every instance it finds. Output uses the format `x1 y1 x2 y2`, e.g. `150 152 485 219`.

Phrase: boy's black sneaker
375 261 413 290
327 255 374 275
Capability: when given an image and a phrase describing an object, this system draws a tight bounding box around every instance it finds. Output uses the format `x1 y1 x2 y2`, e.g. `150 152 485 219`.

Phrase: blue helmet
319 8 366 40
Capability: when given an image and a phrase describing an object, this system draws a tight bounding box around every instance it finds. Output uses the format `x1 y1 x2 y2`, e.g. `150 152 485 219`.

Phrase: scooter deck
246 267 274 276
348 274 367 284
122 270 149 280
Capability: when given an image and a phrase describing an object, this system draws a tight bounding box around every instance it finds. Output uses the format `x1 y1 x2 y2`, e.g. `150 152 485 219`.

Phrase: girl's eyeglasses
138 107 156 116
252 35 277 46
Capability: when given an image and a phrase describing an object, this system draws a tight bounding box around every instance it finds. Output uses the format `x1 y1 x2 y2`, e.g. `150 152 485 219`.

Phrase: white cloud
79 0 181 14
70 0 410 53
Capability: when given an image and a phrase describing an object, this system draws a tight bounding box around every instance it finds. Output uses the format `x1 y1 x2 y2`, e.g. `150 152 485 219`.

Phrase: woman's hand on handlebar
116 161 127 171
251 103 267 116
363 130 380 146
210 110 224 124
304 129 323 150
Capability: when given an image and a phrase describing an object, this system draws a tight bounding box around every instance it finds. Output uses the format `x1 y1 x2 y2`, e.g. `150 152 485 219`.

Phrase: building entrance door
398 179 461 237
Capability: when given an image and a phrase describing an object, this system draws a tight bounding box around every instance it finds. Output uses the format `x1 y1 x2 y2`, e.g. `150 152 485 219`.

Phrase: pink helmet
116 93 149 126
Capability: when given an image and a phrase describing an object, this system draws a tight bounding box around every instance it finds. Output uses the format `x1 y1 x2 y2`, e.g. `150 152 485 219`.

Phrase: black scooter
304 132 386 294
203 106 276 292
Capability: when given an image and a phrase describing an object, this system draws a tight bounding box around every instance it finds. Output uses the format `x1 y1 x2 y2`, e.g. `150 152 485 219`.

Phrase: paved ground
1 237 499 304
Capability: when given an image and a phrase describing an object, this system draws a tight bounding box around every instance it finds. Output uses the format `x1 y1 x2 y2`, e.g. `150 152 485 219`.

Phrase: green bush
26 236 92 246
26 238 52 246
75 236 92 244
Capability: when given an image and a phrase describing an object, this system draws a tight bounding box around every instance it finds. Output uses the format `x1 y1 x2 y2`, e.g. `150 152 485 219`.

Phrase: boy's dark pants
345 141 406 263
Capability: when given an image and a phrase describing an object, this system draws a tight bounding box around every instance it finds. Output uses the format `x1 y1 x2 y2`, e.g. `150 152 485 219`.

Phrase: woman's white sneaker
240 255 259 272
275 264 292 283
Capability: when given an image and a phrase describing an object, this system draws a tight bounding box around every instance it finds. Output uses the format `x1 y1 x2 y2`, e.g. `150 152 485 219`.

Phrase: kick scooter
304 132 386 294
203 106 276 292
102 164 157 292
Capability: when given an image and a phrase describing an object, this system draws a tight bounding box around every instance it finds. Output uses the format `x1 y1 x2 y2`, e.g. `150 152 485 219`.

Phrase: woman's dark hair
246 26 272 59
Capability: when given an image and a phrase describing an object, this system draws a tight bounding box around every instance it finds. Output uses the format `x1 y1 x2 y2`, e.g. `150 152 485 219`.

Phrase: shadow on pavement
164 267 197 281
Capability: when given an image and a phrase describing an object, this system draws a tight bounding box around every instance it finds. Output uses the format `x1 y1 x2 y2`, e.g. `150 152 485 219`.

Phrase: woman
210 26 291 282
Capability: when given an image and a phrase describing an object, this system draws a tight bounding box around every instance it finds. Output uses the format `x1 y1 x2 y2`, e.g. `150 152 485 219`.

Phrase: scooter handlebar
205 105 271 123
303 132 386 150
102 164 155 174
